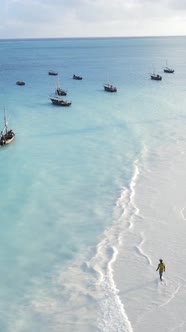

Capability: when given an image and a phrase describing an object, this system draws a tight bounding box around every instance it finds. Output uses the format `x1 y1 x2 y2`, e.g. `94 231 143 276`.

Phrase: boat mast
3 108 8 135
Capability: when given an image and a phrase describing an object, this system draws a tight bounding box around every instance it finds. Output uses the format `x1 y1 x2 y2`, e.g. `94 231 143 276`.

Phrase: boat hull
73 75 82 80
48 71 58 76
50 98 71 106
16 81 25 85
104 84 117 92
151 75 162 80
164 69 174 73
0 132 15 146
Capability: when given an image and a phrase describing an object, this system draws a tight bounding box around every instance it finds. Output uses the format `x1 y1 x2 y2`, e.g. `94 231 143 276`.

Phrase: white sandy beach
114 139 186 332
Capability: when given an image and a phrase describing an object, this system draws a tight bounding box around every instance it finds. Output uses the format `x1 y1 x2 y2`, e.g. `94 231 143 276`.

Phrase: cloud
0 0 186 38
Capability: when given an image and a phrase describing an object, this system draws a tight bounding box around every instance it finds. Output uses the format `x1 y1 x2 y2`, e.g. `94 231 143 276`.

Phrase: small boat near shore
73 74 82 80
0 109 15 146
49 96 71 107
104 83 117 92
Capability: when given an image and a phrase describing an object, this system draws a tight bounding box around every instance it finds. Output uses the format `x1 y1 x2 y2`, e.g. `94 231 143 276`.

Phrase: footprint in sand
158 277 182 308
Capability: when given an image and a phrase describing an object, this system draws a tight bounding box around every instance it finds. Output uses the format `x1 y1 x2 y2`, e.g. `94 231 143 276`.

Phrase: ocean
0 36 186 332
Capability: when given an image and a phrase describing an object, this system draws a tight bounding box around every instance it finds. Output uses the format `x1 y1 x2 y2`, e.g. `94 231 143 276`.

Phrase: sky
0 0 186 39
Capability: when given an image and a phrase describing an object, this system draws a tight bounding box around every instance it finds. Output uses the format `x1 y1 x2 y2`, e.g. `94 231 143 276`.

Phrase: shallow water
0 36 186 331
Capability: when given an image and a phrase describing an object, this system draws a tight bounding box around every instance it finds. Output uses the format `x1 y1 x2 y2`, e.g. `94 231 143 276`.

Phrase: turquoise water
0 36 186 331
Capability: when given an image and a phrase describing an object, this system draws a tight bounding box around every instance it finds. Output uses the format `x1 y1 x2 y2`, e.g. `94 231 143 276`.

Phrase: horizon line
0 34 186 41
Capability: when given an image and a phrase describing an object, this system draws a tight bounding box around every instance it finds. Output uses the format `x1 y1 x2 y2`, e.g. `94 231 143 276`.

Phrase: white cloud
0 0 185 38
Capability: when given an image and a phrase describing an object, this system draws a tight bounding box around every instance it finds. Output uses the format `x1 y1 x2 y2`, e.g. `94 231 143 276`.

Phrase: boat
55 80 67 96
150 74 162 81
0 109 15 146
48 71 58 76
104 83 117 92
55 87 67 96
16 81 25 85
49 96 71 107
163 61 174 73
73 74 82 80
164 68 174 73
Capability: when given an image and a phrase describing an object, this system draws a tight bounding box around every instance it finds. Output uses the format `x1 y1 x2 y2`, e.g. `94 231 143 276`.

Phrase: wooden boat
53 79 67 96
150 74 162 81
49 96 71 107
73 74 82 80
163 62 174 73
16 81 25 85
48 71 58 76
104 83 117 92
0 109 15 146
55 88 67 96
164 67 174 73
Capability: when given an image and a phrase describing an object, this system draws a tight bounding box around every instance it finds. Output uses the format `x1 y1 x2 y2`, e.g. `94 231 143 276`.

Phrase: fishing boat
55 79 67 96
150 73 162 81
49 96 71 107
16 81 25 85
73 74 83 80
163 61 174 73
0 109 15 146
48 70 58 76
104 83 117 92
55 87 67 96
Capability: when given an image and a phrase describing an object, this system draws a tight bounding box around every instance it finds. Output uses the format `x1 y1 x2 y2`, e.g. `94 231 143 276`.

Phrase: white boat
0 109 15 146
163 61 174 73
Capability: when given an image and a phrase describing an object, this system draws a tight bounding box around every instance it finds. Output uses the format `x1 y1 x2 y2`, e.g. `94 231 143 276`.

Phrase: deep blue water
0 36 186 331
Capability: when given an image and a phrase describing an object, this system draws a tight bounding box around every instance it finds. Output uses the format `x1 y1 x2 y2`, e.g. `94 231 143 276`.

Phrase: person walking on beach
156 259 165 281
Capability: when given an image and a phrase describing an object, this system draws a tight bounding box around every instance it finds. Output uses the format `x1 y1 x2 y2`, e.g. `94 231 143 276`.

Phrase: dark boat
16 81 25 86
55 87 67 96
48 71 58 76
54 79 67 96
150 74 162 81
73 74 82 80
49 96 71 106
104 84 117 92
0 109 15 146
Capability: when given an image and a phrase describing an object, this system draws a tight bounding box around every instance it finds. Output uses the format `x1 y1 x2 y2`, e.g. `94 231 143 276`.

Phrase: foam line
180 207 186 220
97 245 134 332
135 232 153 266
95 160 143 331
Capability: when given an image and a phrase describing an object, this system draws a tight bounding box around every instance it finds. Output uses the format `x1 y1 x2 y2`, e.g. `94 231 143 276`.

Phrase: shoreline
113 140 186 331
